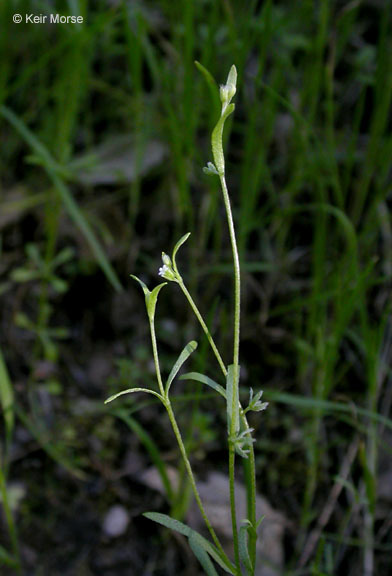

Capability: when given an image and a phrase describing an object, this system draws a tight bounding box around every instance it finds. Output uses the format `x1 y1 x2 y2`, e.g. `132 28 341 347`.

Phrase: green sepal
180 372 226 399
166 341 198 394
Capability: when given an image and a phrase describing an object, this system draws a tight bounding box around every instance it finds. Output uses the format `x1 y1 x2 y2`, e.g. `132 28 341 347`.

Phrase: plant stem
178 278 228 376
149 319 165 397
219 174 241 370
164 400 234 572
148 314 234 572
219 172 242 573
178 278 257 570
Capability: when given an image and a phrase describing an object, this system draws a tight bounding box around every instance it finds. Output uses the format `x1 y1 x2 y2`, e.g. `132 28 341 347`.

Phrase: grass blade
0 106 122 292
0 348 14 464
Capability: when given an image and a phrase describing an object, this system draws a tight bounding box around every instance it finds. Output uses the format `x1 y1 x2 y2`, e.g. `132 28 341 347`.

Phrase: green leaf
189 533 219 576
172 232 191 272
239 524 253 575
105 387 164 404
166 341 198 394
211 103 235 175
130 274 150 296
131 276 167 322
226 365 240 435
144 511 191 537
144 512 235 574
180 372 226 399
146 283 166 321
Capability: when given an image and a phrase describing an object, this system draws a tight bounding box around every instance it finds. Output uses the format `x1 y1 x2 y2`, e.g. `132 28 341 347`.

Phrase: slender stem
149 319 165 397
219 172 242 573
219 174 241 368
178 278 228 377
148 314 234 572
178 277 257 570
164 400 234 571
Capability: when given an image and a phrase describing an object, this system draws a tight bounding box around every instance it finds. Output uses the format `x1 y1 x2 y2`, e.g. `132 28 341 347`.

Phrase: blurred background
1 0 392 574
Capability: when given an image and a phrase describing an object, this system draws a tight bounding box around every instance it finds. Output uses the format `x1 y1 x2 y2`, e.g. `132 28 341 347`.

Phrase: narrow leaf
105 388 164 404
143 512 191 537
172 232 191 271
239 524 253 575
146 283 167 321
180 372 226 399
194 61 220 116
131 277 167 322
166 341 198 393
211 103 235 175
144 512 235 574
226 364 240 435
130 274 150 296
189 534 219 576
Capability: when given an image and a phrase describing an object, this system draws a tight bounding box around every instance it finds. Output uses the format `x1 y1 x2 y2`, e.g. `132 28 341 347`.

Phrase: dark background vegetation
1 0 392 574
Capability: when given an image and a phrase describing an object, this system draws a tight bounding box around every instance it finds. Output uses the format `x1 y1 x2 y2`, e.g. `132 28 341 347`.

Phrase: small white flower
158 263 176 282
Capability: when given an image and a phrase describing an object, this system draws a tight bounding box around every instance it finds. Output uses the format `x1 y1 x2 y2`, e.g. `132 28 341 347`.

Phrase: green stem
178 278 227 377
219 174 241 369
178 278 257 570
149 319 165 397
220 173 242 573
148 315 234 572
164 400 234 571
